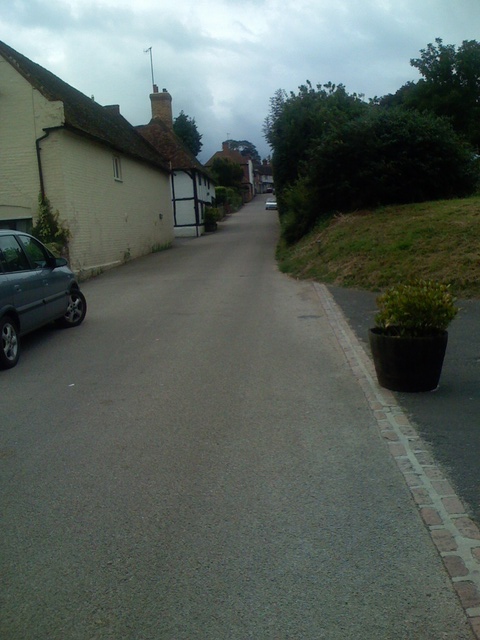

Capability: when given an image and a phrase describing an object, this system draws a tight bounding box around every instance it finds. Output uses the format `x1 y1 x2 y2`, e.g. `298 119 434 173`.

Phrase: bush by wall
31 194 70 256
215 186 242 213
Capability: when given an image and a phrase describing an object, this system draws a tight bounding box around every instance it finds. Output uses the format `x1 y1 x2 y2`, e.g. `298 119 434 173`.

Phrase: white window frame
113 155 123 182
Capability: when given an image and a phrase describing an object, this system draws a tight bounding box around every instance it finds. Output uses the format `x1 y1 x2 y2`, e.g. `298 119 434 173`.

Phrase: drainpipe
35 130 50 202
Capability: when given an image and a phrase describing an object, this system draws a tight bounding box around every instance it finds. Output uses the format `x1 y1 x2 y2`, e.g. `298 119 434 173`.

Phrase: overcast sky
1 0 480 163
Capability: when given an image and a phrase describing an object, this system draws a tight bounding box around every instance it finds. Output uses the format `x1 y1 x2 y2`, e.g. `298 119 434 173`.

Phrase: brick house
205 142 255 203
136 88 215 238
0 40 174 276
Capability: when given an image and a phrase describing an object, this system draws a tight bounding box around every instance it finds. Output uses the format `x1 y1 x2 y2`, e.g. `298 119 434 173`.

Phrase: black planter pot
368 328 448 392
204 221 217 232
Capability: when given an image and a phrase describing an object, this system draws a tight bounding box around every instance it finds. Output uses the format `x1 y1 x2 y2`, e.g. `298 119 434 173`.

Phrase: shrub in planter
214 186 242 213
369 280 458 391
204 206 221 232
374 280 458 337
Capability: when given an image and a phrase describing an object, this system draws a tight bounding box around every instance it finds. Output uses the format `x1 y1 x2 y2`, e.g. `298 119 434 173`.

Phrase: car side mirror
51 257 68 269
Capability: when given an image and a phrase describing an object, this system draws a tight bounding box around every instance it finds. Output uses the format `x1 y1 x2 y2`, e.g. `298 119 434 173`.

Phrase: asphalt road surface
1 197 474 639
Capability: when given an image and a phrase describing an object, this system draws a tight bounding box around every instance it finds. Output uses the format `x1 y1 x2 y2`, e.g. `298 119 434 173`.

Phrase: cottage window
113 156 122 181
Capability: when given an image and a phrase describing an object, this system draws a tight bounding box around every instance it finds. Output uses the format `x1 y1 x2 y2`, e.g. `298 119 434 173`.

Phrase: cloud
1 0 480 161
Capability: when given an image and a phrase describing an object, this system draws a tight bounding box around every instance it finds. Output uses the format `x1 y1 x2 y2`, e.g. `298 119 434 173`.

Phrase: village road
1 197 474 639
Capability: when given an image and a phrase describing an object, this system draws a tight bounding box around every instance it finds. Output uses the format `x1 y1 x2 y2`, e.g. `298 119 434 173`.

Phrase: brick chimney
104 104 121 116
150 86 173 128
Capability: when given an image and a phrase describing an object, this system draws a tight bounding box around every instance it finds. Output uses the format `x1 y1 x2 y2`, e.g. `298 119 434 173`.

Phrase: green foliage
152 242 172 253
308 107 478 213
375 280 458 337
31 194 70 256
270 103 477 244
279 176 316 245
204 206 221 224
263 81 370 242
214 186 242 212
382 38 480 149
275 196 480 298
203 206 219 231
228 189 242 211
173 110 203 156
210 158 244 190
224 139 261 165
265 39 480 245
214 186 227 205
264 81 368 196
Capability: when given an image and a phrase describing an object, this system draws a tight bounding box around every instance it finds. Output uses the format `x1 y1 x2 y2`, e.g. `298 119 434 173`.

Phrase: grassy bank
276 196 480 298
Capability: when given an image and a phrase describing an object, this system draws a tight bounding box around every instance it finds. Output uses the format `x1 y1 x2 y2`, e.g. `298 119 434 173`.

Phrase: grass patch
276 196 480 298
152 241 173 253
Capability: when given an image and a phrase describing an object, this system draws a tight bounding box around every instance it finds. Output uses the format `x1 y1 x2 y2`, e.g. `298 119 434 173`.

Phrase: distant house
0 40 174 275
205 143 255 203
136 87 215 238
258 160 274 193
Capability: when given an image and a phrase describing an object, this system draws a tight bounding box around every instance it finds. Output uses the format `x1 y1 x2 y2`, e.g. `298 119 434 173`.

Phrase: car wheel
58 290 87 328
0 316 20 369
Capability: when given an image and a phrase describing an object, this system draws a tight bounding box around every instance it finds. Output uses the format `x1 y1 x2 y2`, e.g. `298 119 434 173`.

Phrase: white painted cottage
0 41 175 276
136 88 215 238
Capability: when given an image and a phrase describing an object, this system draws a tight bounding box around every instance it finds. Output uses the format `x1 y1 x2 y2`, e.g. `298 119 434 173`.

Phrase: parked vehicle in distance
0 230 87 369
265 198 277 210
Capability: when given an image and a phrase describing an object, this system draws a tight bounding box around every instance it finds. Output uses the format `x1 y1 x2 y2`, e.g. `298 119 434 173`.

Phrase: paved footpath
328 285 480 526
314 283 480 640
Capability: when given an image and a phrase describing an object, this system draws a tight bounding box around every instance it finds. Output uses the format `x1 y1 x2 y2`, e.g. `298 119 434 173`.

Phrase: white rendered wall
41 130 174 273
0 55 174 273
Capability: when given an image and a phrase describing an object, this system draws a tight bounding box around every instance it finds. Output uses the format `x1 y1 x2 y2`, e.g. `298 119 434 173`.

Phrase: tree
209 157 244 190
277 106 478 245
303 108 477 226
224 139 261 165
263 81 368 197
381 39 480 149
267 58 480 245
173 110 203 156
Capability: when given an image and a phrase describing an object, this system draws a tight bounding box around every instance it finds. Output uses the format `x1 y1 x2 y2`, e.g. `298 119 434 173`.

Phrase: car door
17 235 69 322
0 234 52 334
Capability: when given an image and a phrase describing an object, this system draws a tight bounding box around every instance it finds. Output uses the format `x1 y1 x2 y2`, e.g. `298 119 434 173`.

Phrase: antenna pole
144 46 155 90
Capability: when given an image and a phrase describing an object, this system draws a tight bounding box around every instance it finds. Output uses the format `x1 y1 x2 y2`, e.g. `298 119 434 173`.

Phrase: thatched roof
0 40 170 172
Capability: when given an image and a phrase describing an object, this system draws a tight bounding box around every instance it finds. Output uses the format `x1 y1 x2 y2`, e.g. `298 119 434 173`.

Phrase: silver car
0 230 86 369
